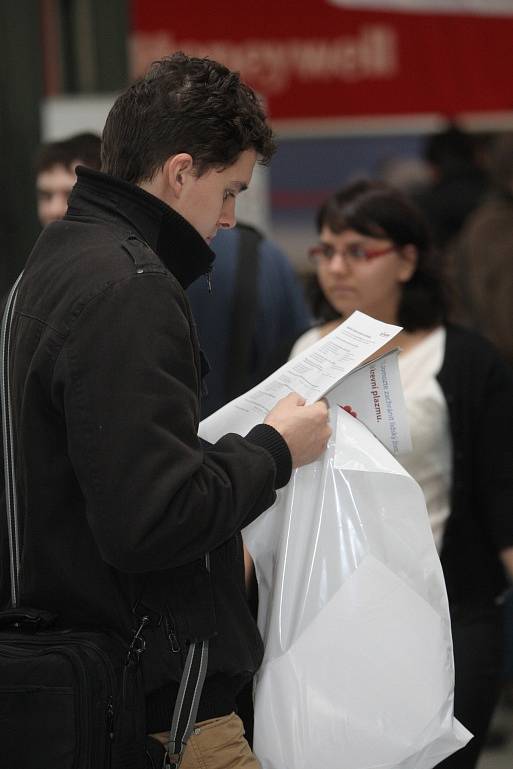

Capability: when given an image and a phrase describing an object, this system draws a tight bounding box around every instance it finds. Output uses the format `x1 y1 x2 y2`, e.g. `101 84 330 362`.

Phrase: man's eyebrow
231 182 248 193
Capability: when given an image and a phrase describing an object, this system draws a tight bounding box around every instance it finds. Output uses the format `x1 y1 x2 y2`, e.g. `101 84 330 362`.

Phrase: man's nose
218 198 236 230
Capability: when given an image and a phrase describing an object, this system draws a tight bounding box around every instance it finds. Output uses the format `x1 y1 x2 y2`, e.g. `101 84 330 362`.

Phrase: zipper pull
206 270 212 294
164 616 181 654
127 615 150 663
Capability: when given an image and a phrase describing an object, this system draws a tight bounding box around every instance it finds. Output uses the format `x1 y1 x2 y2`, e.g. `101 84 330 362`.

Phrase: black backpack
0 612 147 768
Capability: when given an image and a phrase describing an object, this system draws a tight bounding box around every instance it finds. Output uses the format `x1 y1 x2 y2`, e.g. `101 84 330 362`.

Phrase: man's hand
264 393 331 468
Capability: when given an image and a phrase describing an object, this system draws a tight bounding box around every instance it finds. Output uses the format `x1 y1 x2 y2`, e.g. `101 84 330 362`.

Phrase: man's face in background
36 162 80 226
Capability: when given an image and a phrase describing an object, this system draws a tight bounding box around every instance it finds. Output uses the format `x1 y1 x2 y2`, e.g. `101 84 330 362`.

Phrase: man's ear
165 153 195 199
398 244 418 283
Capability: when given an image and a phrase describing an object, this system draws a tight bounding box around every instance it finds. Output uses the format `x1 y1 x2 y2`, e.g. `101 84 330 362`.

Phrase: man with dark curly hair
1 53 330 768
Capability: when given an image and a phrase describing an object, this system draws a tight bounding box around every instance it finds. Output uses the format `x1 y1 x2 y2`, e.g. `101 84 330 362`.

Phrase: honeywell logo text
131 26 399 93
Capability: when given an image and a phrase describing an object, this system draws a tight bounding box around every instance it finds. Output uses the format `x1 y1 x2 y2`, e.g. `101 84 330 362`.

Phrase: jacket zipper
105 695 114 767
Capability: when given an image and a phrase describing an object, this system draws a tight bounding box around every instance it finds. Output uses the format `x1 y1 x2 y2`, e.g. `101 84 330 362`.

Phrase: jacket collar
69 167 215 289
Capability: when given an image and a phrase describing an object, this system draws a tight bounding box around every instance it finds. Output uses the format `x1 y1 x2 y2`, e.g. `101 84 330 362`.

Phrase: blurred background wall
3 0 513 284
0 2 42 295
1 0 127 297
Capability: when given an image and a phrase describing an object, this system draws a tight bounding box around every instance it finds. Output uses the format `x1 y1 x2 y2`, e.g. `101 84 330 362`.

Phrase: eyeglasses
308 241 396 266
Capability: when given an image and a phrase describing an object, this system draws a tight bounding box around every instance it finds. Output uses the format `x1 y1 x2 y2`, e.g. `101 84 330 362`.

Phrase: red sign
130 0 513 123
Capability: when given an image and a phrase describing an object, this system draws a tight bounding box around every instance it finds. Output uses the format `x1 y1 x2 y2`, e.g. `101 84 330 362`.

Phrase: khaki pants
151 712 261 769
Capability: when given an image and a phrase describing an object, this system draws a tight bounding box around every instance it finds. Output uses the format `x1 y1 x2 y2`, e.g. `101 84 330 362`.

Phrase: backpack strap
1 271 24 608
163 555 211 767
225 225 262 402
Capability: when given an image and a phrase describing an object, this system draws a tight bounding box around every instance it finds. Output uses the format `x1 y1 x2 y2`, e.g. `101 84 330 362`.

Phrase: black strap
225 224 262 402
1 271 24 608
163 549 211 768
164 639 209 768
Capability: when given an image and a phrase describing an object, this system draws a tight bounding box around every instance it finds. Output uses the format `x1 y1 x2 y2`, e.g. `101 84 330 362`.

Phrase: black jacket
438 325 513 610
0 167 292 730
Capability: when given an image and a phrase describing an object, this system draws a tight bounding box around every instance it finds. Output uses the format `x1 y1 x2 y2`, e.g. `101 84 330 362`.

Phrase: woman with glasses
291 179 513 769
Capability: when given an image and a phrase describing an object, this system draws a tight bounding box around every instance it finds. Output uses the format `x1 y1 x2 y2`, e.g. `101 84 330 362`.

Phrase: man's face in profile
36 162 80 226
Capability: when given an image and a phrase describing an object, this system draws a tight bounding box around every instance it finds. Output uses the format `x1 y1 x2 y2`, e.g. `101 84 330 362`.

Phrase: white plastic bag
242 383 471 769
199 312 471 769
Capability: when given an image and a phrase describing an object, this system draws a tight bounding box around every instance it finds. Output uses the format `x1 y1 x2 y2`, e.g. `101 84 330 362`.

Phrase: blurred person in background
414 123 488 254
450 131 513 369
449 130 513 737
189 222 310 744
35 132 101 226
188 223 310 418
377 155 432 198
290 179 513 769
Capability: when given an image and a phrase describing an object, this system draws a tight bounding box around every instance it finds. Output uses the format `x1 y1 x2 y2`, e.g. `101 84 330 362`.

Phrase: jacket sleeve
54 272 291 573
